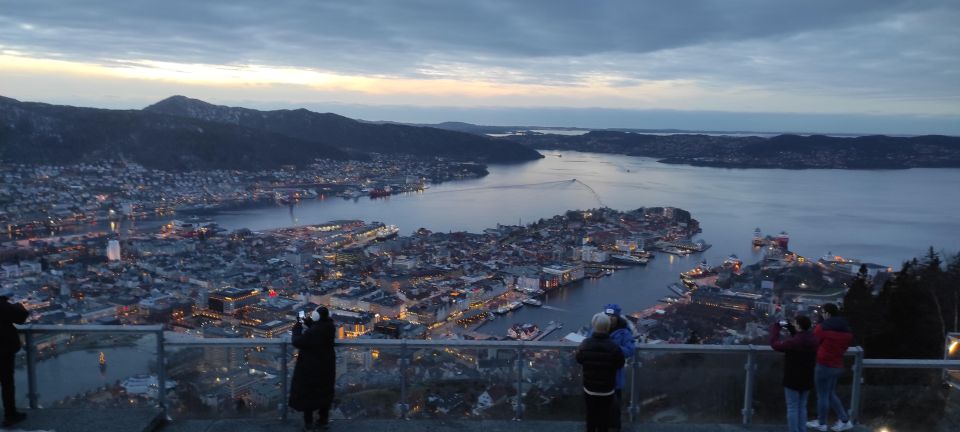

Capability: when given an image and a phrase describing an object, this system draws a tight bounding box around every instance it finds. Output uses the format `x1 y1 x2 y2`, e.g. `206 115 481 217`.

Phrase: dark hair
795 315 812 331
316 306 330 320
821 303 840 316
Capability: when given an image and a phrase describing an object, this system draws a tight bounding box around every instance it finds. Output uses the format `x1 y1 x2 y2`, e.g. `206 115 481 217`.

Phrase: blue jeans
784 387 809 432
815 364 849 424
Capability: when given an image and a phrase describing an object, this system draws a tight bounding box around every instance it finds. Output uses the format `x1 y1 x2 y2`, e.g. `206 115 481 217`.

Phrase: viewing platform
10 325 960 432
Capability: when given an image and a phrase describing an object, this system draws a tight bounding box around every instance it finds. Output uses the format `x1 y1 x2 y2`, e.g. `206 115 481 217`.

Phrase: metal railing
15 324 960 425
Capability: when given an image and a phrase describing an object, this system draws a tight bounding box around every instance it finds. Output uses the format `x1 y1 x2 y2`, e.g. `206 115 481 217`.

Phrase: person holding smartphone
769 315 817 432
0 296 28 427
290 307 336 431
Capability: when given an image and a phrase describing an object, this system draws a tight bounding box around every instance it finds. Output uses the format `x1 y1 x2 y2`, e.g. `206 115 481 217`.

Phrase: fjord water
207 151 960 338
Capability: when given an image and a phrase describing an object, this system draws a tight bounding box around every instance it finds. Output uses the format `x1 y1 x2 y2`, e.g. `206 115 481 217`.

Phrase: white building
106 240 121 261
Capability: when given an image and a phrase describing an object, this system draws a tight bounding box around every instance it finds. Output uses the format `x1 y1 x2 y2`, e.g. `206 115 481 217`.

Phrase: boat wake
541 305 567 312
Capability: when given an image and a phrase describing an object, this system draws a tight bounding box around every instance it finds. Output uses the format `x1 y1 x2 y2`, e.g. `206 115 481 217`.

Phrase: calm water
204 151 960 338
16 336 155 406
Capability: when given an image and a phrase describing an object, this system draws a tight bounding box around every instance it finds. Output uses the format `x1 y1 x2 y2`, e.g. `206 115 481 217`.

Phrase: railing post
156 330 166 417
741 347 757 426
514 346 524 421
399 340 408 419
280 340 289 421
628 352 639 422
850 347 864 424
24 330 38 409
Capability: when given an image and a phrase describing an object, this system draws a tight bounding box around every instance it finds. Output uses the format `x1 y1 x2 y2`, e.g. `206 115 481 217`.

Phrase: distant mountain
0 96 349 170
145 96 542 163
507 131 960 169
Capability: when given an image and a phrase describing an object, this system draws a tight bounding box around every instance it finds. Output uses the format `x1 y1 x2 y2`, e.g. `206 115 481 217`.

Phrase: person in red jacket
807 303 854 432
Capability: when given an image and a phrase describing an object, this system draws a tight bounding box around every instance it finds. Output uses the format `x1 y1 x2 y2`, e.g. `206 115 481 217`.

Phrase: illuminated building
208 287 261 314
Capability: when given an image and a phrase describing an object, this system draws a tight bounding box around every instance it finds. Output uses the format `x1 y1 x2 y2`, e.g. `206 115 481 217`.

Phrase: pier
533 322 563 341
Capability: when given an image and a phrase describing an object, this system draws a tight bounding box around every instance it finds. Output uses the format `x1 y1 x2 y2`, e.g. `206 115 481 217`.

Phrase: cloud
0 0 957 123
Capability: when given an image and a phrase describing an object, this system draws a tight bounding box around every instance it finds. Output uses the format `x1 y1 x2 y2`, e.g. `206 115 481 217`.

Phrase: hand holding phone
297 310 305 322
778 320 789 327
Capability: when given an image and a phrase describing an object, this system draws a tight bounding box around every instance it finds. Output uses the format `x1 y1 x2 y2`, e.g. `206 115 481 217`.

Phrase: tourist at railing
577 313 626 432
0 295 28 427
290 306 336 431
587 304 636 431
769 315 817 432
808 303 854 432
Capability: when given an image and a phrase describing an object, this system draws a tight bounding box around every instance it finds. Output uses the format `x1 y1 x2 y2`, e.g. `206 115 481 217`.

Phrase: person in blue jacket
589 303 636 431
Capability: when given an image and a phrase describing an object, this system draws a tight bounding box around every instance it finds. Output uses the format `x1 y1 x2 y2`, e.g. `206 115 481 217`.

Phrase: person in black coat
0 296 28 427
576 312 625 432
290 306 336 431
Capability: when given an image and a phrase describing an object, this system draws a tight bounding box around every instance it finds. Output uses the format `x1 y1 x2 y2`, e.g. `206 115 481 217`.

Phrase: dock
534 322 563 341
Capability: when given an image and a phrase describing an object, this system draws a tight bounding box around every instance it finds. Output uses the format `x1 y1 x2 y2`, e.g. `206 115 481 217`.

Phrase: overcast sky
1 0 958 134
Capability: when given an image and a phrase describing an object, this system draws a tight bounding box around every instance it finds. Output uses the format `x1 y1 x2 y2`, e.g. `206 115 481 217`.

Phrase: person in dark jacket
808 303 854 432
290 306 336 431
0 296 28 427
769 315 817 432
576 312 625 432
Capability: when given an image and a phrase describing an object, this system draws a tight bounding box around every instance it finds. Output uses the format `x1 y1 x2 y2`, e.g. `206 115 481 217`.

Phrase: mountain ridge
0 96 350 170
144 96 543 163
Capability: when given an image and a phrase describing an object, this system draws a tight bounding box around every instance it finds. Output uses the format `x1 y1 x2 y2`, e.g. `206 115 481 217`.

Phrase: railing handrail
17 324 164 333
9 324 887 357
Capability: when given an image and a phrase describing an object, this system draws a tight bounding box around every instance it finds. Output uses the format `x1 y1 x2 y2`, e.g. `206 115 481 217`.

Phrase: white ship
522 297 543 307
662 247 689 256
611 254 649 265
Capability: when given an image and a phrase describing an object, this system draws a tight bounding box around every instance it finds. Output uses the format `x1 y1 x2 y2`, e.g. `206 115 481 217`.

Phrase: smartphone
298 310 305 321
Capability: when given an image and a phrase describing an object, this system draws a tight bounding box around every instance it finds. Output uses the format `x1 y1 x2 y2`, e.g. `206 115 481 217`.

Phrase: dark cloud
0 0 957 120
0 0 947 72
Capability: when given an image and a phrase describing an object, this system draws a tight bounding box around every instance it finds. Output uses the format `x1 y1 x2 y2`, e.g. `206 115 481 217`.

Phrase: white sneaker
806 420 828 431
831 420 854 431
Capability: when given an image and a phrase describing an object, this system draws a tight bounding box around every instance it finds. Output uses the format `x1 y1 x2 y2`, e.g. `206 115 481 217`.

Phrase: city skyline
1 0 959 134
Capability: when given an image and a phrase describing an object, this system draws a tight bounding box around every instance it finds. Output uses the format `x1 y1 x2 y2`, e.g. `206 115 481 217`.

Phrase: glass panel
748 353 857 426
857 368 957 432
521 348 583 421
398 345 519 420
631 351 747 424
335 346 402 419
166 345 284 418
25 332 158 409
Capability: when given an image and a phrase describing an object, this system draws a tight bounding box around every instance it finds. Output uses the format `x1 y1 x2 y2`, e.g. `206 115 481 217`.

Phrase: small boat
522 298 543 307
752 228 765 247
662 247 689 256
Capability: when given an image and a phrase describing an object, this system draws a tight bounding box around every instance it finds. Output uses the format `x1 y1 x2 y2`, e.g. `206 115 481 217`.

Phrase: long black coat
0 298 28 354
289 317 336 412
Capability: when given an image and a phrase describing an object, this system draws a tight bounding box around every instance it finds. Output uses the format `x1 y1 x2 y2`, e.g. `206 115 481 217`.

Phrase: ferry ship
752 228 764 246
675 239 712 252
522 297 543 307
494 300 524 314
662 247 690 256
507 323 541 341
375 224 400 240
681 260 716 279
611 254 649 265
